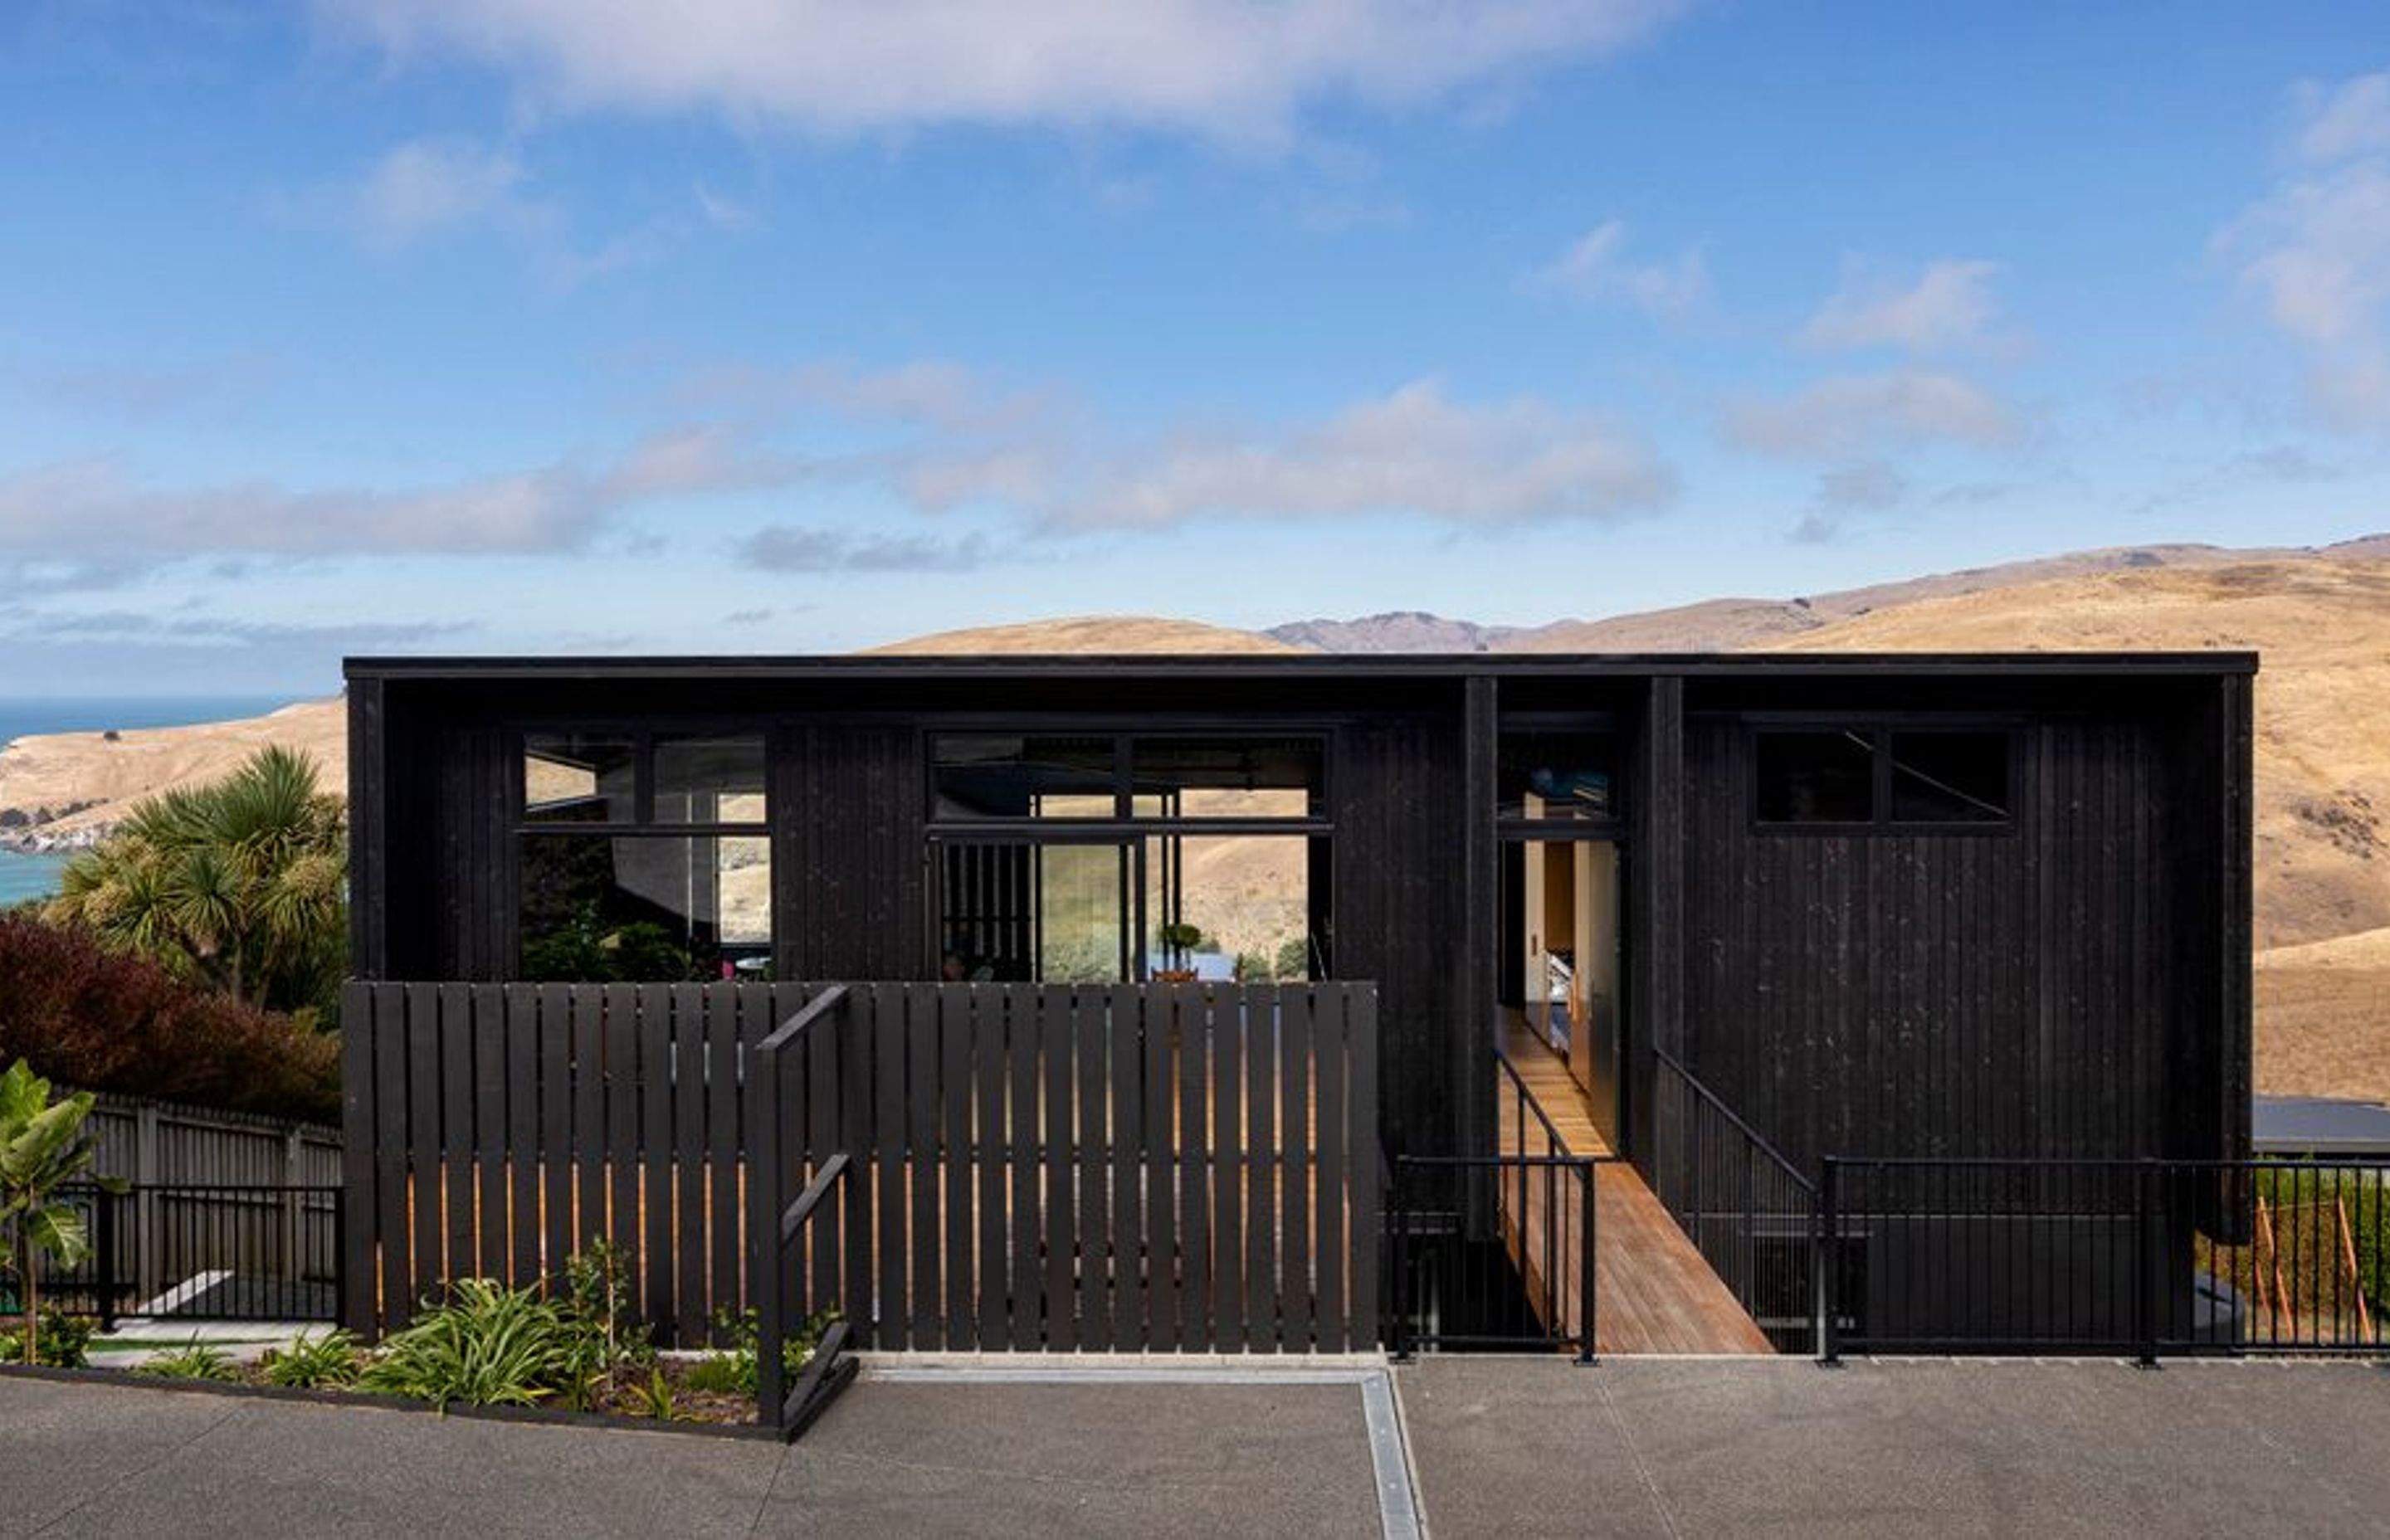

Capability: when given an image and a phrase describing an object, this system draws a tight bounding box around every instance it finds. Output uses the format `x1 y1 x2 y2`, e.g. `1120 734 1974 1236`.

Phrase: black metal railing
1820 1157 2390 1362
749 986 863 1440
1389 1147 1601 1362
1649 1051 1819 1354
20 1184 344 1327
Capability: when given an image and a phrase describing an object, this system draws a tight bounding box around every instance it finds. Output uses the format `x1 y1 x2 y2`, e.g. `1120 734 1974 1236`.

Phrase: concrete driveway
1399 1355 2390 1538
4 1357 2388 1537
0 1367 1390 1539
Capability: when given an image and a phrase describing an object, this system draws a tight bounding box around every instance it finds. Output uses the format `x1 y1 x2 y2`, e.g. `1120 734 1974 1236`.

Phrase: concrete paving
0 1369 1384 1539
4 1357 2388 1537
1397 1355 2390 1538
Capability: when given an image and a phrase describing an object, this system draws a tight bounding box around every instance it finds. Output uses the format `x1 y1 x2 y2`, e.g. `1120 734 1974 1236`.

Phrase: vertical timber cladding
1678 690 2195 1170
782 723 931 981
1331 694 1469 1157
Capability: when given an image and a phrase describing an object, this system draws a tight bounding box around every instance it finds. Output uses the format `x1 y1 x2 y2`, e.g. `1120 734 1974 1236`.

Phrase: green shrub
618 1365 681 1421
690 1304 834 1399
138 1339 237 1382
258 1328 364 1389
0 916 338 1121
682 1352 746 1395
358 1279 595 1412
0 1307 95 1368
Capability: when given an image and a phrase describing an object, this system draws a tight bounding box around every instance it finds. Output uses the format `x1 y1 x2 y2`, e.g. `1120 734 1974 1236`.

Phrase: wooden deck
1496 1017 1773 1355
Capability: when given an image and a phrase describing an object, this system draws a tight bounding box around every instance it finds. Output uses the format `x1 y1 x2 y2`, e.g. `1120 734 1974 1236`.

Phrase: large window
1754 724 2011 829
929 730 1329 984
519 732 770 981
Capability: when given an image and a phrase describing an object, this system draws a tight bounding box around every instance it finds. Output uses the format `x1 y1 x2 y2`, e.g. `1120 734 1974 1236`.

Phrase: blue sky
2 2 2387 694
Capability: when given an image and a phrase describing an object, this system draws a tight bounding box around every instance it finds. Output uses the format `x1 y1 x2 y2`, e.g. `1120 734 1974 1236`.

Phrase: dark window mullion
633 731 656 826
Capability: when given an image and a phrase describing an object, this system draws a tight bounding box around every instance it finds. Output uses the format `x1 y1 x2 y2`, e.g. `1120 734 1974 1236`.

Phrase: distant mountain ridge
1272 535 2390 654
1263 612 1522 653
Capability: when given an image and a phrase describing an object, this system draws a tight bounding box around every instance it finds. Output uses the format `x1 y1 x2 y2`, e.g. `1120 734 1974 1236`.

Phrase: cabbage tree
49 745 345 1016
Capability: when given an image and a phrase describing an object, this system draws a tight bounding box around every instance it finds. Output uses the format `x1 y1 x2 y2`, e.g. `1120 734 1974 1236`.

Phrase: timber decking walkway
1496 1016 1773 1356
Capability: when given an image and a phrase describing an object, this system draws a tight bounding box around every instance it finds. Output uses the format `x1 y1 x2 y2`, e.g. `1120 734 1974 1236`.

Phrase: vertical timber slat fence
342 980 1382 1365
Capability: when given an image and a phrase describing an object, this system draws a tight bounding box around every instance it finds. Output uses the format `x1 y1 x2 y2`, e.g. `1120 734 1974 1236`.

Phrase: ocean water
0 695 289 907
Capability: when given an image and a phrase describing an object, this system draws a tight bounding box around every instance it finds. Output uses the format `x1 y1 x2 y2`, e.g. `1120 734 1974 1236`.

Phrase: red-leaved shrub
0 914 339 1122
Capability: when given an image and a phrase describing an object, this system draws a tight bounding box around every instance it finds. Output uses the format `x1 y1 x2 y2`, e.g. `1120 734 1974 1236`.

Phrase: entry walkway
1495 1017 1773 1355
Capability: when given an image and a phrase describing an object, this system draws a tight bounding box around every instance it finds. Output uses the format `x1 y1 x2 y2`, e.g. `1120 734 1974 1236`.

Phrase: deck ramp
1496 1019 1773 1355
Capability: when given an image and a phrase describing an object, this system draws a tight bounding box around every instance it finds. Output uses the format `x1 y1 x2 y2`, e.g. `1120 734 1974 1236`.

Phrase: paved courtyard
2 1356 2386 1537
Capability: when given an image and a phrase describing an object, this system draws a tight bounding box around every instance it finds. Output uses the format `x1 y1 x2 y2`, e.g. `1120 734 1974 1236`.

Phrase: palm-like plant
0 1059 120 1367
48 746 346 1015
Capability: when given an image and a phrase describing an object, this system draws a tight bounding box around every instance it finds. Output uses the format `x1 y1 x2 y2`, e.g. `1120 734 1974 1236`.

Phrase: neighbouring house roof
2252 1094 2390 1157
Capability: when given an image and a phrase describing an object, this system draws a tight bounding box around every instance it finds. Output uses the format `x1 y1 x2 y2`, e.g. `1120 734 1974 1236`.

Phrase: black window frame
510 724 777 978
924 724 1336 836
1745 716 2018 836
1495 709 1626 839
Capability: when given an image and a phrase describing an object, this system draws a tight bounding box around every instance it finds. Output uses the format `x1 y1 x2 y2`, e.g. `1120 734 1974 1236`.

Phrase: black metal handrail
1653 1048 1814 1196
749 986 862 1439
1650 1052 1820 1354
1493 1045 1573 1157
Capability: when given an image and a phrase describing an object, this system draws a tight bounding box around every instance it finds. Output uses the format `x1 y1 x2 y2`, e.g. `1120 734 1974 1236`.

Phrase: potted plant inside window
1154 922 1205 982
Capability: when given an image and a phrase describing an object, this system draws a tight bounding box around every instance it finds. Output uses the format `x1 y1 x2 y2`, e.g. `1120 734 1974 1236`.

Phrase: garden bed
0 1357 777 1439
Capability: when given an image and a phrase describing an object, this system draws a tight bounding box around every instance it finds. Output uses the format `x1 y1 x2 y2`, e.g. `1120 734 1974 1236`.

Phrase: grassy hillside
1768 557 2390 1105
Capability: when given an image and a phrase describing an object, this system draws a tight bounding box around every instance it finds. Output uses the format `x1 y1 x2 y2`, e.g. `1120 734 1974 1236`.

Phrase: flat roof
2252 1094 2390 1156
345 650 2260 683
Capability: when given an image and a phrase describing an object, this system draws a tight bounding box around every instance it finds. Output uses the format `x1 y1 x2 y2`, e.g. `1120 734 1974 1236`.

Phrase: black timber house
340 651 2258 1366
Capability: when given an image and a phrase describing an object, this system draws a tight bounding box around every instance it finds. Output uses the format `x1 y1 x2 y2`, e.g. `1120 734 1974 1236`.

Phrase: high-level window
518 732 770 981
1754 724 2011 829
1497 720 1621 826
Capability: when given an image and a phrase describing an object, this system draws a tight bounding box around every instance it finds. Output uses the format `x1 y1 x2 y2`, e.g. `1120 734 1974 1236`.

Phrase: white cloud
710 367 1675 530
1529 220 1710 319
1036 379 1675 529
1801 257 2001 353
2295 71 2390 163
0 429 822 563
682 359 1056 435
318 0 1690 145
741 526 997 572
351 137 545 248
1723 371 2023 458
1790 461 1908 544
2222 70 2390 428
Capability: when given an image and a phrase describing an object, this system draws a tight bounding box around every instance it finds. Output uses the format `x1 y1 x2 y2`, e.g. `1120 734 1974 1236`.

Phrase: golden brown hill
2256 926 2390 1105
1767 557 2390 1104
866 616 1303 655
0 698 348 849
1767 557 2390 951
